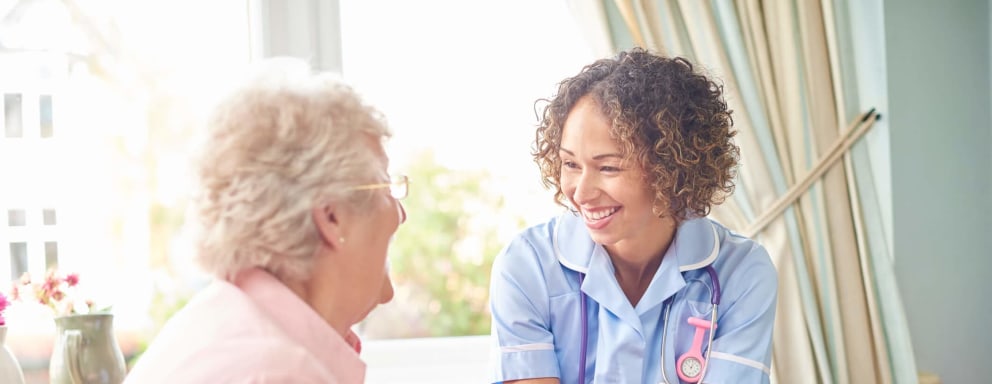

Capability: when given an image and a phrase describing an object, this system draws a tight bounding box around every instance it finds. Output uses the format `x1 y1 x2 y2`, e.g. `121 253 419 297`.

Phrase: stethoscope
552 212 723 383
576 266 721 384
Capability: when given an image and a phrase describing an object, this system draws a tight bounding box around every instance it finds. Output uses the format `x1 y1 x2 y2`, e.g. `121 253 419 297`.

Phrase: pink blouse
124 268 365 383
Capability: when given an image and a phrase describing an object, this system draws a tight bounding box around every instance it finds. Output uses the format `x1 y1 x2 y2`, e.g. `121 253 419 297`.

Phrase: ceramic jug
0 326 26 384
50 313 126 384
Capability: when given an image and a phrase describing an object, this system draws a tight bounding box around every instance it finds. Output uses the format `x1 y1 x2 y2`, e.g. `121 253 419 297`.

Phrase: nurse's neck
606 216 677 307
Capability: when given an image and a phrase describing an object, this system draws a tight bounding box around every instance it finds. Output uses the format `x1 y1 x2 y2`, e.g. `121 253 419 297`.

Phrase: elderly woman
124 58 407 384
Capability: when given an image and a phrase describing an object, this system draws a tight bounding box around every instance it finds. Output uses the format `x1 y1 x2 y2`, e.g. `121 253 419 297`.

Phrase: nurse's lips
581 206 620 230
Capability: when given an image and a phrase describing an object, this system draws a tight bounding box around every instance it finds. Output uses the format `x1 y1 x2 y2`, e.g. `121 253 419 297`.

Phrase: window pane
40 94 54 138
7 209 26 226
9 242 27 280
45 241 59 270
4 94 23 138
43 209 57 225
340 0 594 340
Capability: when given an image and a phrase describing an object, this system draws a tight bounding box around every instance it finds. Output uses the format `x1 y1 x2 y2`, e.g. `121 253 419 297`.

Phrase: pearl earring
339 237 346 244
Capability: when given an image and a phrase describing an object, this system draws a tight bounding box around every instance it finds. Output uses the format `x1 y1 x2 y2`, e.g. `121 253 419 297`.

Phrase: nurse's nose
571 171 601 205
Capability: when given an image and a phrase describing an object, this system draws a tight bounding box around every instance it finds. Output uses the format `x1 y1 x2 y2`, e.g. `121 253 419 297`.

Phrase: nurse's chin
588 232 623 247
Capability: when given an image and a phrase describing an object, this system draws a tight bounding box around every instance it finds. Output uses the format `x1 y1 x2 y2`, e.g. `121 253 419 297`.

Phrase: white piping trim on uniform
709 351 771 375
554 212 589 273
679 223 720 272
500 343 555 353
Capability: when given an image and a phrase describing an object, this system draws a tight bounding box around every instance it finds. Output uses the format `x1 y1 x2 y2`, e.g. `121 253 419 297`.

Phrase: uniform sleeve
703 245 778 384
489 236 561 383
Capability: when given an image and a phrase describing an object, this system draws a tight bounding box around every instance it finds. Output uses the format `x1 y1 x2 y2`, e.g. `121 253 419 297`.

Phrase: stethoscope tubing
576 265 721 383
578 273 588 384
554 212 724 383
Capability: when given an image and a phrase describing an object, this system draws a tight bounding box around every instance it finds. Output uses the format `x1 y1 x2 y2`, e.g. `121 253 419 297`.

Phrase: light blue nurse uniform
489 212 777 383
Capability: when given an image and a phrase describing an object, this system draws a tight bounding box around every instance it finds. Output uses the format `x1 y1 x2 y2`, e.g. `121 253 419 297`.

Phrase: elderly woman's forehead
362 133 386 154
359 133 390 169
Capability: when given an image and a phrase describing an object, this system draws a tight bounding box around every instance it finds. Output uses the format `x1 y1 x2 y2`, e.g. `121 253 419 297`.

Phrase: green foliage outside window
360 149 524 338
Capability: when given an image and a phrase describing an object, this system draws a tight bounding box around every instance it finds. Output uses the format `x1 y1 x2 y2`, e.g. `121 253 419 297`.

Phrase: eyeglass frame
349 174 409 200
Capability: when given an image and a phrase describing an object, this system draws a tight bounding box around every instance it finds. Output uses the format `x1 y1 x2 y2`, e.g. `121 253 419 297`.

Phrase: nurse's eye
563 160 580 170
600 165 621 173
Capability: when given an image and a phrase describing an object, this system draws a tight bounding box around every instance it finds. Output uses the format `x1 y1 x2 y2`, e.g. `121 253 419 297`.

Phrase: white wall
885 1 992 383
362 336 490 384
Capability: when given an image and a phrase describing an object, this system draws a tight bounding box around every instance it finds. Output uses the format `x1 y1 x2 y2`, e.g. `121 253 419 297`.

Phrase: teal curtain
564 0 917 382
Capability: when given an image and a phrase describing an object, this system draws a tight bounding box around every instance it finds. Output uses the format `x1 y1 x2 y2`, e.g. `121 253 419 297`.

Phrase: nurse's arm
704 245 778 382
504 379 559 384
489 236 563 382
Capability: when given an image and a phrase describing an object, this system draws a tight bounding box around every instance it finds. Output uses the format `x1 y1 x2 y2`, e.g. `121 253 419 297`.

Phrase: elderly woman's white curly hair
193 57 390 283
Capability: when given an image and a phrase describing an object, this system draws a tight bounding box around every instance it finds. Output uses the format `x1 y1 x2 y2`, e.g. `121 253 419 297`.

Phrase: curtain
564 1 918 383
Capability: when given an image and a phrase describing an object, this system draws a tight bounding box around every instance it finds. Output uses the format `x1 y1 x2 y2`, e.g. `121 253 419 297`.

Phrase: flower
65 273 80 287
0 291 9 326
9 268 107 317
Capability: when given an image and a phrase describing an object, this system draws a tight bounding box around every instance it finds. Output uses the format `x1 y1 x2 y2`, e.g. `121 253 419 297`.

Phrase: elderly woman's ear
312 204 345 250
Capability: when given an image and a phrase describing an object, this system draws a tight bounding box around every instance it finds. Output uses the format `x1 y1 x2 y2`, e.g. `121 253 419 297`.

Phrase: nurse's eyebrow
559 147 623 160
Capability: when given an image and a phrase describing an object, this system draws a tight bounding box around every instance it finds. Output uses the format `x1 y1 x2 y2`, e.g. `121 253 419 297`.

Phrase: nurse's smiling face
559 96 666 247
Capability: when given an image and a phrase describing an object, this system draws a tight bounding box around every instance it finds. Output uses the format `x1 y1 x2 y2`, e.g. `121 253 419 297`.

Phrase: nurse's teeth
585 207 618 220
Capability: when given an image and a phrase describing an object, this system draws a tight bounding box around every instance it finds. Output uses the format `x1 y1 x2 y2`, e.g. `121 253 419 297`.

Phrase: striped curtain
563 0 918 383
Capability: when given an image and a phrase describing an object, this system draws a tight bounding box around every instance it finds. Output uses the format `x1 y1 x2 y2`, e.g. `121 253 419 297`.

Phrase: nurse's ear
312 204 345 250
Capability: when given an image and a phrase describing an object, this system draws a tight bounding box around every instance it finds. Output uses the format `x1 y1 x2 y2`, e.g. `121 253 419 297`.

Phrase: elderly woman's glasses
350 174 409 200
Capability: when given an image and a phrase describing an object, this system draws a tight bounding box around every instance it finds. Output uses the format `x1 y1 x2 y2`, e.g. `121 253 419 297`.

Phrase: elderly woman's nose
380 277 395 304
397 201 407 224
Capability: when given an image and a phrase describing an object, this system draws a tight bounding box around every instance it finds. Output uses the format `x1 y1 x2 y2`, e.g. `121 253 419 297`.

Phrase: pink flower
41 277 60 298
0 292 9 326
64 273 80 287
8 268 104 317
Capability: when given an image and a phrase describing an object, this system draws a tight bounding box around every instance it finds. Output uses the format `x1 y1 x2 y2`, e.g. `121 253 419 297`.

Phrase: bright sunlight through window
339 0 595 341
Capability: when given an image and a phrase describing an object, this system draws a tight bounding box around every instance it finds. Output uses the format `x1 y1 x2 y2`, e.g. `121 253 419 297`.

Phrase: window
39 94 54 138
43 209 56 225
1 93 57 138
1 208 60 282
7 209 26 226
8 242 27 280
45 241 58 270
0 0 251 378
4 93 22 138
339 0 595 341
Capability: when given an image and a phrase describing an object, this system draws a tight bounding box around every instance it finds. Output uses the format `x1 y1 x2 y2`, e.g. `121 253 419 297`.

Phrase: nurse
489 47 778 384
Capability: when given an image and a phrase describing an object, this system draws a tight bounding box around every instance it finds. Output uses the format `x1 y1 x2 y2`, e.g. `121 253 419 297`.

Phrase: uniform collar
553 211 719 274
553 212 720 337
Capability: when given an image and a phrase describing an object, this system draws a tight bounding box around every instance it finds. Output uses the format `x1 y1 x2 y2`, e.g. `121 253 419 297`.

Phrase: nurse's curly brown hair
533 47 739 224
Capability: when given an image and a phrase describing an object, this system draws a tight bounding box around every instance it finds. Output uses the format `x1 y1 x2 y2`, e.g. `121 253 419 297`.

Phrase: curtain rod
743 108 881 238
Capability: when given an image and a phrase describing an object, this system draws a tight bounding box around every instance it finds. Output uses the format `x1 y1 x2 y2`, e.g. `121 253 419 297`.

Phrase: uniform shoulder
498 215 560 260
491 214 570 284
707 218 775 272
